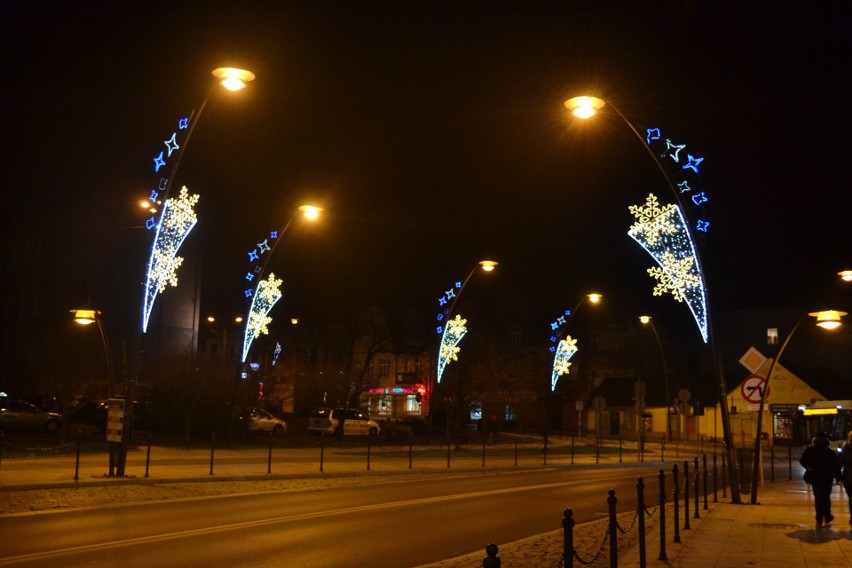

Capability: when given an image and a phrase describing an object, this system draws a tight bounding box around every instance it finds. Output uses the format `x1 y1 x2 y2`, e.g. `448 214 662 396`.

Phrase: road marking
0 472 642 564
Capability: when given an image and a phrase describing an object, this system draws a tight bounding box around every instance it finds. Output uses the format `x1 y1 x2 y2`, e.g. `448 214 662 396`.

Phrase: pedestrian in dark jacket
838 431 852 526
799 431 841 527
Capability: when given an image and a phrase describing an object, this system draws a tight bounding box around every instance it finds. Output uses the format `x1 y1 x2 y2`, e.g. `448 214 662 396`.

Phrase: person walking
799 431 841 528
838 431 852 526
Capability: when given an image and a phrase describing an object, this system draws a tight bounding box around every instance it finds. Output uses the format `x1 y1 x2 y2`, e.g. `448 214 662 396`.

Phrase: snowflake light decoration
141 186 199 332
551 335 579 391
241 273 283 362
436 314 468 383
628 193 709 343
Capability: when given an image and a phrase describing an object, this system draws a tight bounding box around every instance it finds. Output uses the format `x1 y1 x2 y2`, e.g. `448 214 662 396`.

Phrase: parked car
246 408 287 436
308 407 380 436
0 397 62 433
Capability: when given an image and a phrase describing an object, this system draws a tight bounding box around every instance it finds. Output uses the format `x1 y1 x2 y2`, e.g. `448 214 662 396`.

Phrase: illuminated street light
435 260 498 384
240 204 323 363
749 309 846 504
549 293 602 392
70 308 115 395
565 93 742 502
124 66 256 477
211 67 256 91
837 270 852 282
639 315 671 442
227 204 321 444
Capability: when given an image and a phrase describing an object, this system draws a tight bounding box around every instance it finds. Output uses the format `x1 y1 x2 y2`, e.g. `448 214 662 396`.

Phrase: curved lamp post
565 95 742 502
124 66 255 477
639 315 671 442
435 260 498 385
749 309 846 504
548 293 601 440
433 260 497 439
226 204 321 444
70 308 115 396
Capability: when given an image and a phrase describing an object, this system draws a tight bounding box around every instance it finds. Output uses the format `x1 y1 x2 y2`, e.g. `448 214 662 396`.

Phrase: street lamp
124 66 256 477
565 94 743 503
639 315 671 442
205 315 243 359
838 270 852 282
432 260 497 438
226 204 322 444
70 308 115 396
548 293 601 440
749 309 846 504
435 260 498 385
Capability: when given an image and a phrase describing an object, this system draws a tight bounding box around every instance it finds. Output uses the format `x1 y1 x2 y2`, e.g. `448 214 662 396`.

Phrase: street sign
741 375 769 404
739 347 767 374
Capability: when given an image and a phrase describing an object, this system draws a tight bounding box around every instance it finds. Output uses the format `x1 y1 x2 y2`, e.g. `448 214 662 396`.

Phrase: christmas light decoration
141 186 199 333
628 193 708 342
551 335 578 391
436 314 468 383
241 273 283 362
435 281 462 333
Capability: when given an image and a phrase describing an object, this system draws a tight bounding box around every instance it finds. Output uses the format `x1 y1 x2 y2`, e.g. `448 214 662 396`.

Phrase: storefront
365 384 428 420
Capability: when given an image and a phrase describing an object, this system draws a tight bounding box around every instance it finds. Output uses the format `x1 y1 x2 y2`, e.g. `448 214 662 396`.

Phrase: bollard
209 431 216 476
543 438 548 465
595 437 600 464
637 477 647 568
722 445 727 498
74 430 82 481
563 509 575 568
658 469 668 560
683 460 690 530
703 454 708 510
145 432 152 478
608 489 618 568
268 435 273 474
694 456 700 519
672 464 681 543
320 431 325 473
367 436 371 471
409 439 413 470
447 438 451 468
482 543 501 568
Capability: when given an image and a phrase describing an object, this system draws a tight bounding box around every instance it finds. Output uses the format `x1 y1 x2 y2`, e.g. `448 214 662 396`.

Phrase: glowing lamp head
809 309 847 330
290 318 299 325
564 96 606 119
839 270 852 282
299 205 322 220
479 260 498 272
235 316 244 324
207 316 216 323
211 67 256 91
70 309 99 325
639 315 651 325
587 293 602 304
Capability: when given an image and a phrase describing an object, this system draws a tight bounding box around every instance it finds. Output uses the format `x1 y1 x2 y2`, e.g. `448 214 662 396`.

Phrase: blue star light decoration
436 314 468 383
628 193 709 343
241 273 283 362
551 335 579 391
141 186 200 332
435 281 462 333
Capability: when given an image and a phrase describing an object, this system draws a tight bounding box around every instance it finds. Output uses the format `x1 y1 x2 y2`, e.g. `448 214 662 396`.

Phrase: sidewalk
619 480 852 567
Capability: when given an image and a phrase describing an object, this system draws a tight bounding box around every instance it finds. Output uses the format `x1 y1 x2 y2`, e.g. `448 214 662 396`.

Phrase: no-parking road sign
740 375 769 404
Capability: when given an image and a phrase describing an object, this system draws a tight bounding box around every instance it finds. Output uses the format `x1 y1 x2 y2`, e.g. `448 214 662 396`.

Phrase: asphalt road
0 465 664 567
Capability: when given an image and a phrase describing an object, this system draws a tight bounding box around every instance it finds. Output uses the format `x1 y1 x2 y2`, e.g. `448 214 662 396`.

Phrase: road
0 465 665 567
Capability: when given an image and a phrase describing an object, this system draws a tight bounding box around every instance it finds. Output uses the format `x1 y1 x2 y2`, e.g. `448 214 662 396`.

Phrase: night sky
5 2 850 346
